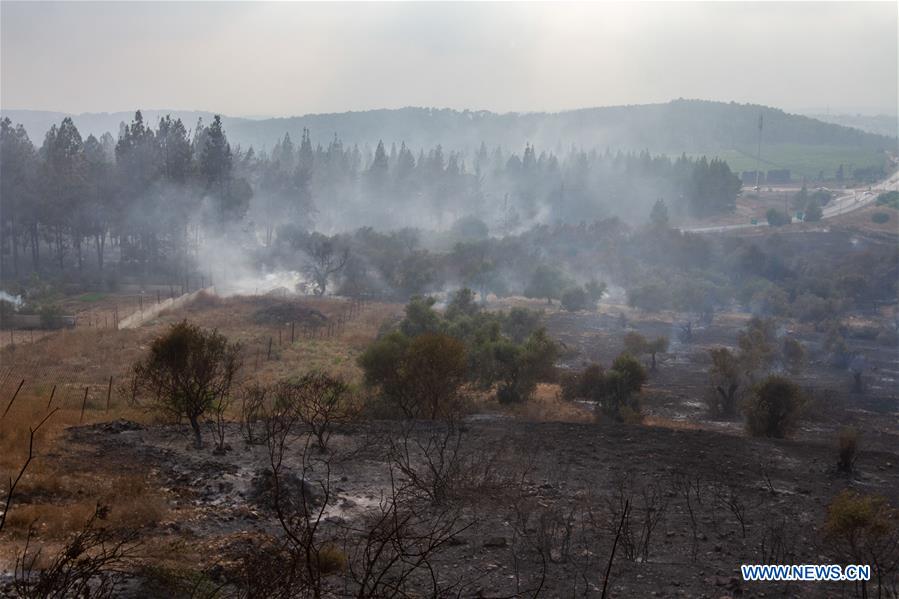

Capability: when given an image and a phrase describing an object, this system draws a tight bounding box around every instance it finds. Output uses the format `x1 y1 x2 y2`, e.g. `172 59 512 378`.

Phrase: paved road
682 170 899 234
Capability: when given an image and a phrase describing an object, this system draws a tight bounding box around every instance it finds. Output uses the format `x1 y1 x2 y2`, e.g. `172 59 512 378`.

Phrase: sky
1 1 896 117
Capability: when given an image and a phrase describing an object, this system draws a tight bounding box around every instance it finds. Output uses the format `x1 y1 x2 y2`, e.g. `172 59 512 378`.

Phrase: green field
77 292 107 303
686 143 888 181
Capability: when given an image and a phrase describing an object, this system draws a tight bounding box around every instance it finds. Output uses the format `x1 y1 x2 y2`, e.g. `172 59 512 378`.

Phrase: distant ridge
2 100 895 157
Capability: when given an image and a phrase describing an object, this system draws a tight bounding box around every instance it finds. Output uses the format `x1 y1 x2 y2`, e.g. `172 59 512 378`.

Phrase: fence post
80 386 89 423
2 379 25 419
267 337 273 360
291 321 295 343
106 376 113 412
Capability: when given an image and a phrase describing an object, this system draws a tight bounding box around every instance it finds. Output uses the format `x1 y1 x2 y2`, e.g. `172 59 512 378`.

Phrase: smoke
0 291 24 308
197 225 308 297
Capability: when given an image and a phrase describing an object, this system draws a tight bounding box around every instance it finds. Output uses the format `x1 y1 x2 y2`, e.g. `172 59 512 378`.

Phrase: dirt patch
250 297 329 326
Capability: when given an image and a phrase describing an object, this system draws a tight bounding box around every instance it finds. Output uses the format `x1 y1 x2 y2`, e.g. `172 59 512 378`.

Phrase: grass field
685 143 888 181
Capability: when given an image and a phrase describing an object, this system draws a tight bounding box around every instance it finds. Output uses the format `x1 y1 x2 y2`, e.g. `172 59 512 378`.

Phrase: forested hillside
4 100 893 157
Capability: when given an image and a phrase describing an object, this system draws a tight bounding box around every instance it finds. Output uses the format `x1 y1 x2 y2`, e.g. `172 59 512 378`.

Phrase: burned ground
0 282 897 597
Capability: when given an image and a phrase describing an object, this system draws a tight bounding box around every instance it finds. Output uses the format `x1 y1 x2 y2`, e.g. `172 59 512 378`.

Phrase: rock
483 537 508 549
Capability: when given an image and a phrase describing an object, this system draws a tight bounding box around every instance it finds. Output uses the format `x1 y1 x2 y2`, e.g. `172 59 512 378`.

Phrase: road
682 169 899 234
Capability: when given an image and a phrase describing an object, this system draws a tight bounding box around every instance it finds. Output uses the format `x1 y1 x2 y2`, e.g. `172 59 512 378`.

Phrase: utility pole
754 112 764 192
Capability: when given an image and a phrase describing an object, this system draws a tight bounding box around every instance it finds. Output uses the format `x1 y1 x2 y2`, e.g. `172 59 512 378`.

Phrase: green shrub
871 212 890 224
804 199 823 222
824 490 898 591
359 332 467 419
744 375 803 438
766 208 791 227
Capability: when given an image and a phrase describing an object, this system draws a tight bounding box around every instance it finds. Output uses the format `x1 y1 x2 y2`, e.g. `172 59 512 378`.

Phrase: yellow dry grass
483 383 595 424
0 295 398 551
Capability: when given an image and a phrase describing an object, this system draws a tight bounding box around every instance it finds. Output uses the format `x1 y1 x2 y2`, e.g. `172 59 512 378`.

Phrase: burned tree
130 320 242 448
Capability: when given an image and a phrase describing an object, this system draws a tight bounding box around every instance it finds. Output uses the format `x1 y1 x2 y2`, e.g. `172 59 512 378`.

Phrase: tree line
1 111 742 284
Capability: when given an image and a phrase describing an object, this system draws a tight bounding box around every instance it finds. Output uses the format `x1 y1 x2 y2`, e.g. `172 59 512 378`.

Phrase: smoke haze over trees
1 108 746 280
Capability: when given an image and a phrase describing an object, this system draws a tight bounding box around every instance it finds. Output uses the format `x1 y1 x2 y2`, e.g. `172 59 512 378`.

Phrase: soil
56 411 899 598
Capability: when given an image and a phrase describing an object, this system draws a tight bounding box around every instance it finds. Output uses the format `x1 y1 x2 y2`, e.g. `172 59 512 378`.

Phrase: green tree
707 347 742 417
200 115 250 223
649 198 670 228
597 353 647 421
0 118 38 276
525 265 570 304
560 286 590 312
585 279 607 303
804 198 823 222
744 375 803 438
623 331 668 369
131 321 242 448
737 316 777 374
445 288 480 321
766 208 790 226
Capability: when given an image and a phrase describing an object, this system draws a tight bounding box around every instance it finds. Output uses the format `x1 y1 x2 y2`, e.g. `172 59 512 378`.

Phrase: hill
3 100 895 179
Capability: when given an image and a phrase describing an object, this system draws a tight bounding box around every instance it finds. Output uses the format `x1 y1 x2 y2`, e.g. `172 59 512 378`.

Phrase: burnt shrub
836 426 859 474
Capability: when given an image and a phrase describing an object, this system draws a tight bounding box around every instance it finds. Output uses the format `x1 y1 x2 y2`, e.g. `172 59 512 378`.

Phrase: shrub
38 304 64 329
599 354 647 421
875 190 899 209
489 340 535 404
360 332 467 419
316 543 347 575
766 208 791 227
445 287 480 320
744 376 803 438
560 286 590 312
130 320 242 448
824 490 898 592
871 211 890 224
836 426 858 474
291 372 355 452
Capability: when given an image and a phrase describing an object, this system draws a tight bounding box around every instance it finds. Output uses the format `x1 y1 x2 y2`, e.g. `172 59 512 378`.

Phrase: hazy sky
2 1 896 117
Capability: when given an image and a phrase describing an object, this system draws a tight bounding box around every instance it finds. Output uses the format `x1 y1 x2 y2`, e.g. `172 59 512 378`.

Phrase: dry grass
1 294 398 555
490 383 595 424
642 415 704 431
